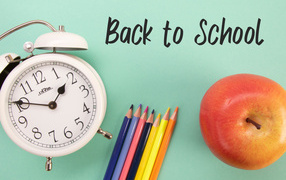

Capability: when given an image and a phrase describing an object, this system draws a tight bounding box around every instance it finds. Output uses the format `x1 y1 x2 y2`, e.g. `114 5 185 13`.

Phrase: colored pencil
150 107 178 180
127 109 155 180
142 107 170 180
112 104 142 180
135 114 160 180
103 104 133 180
119 106 149 180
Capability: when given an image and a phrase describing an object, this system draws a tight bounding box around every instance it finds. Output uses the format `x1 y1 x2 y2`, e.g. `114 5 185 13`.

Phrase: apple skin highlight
200 74 286 170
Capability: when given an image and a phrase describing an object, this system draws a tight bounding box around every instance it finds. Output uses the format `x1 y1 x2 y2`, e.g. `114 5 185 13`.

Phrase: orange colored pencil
149 107 178 180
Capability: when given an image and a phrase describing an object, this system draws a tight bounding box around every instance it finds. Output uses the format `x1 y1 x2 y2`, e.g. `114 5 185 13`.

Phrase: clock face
9 61 97 148
0 54 106 157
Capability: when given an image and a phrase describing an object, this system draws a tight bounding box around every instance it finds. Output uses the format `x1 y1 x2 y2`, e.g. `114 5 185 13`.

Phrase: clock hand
11 100 57 110
54 83 66 102
11 100 49 107
12 83 66 109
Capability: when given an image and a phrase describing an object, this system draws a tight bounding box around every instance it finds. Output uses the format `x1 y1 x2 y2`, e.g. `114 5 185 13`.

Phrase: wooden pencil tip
170 106 178 121
157 113 161 119
126 105 133 118
175 106 178 112
147 111 154 123
141 106 148 120
134 104 142 117
153 113 161 127
151 109 154 114
144 106 149 113
162 107 170 120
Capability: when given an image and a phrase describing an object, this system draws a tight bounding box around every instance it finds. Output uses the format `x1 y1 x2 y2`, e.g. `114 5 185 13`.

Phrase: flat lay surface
0 0 286 179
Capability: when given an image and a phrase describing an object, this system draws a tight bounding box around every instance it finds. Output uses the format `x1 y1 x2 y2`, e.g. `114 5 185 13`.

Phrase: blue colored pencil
111 104 142 180
126 109 154 180
103 104 133 180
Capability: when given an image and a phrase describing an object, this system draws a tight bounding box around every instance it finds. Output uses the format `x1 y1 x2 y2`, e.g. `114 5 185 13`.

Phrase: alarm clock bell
0 20 112 171
0 20 89 82
34 25 88 51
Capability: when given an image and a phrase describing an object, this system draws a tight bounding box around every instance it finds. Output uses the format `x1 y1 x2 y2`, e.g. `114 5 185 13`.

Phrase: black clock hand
54 83 66 102
12 100 49 107
11 99 57 110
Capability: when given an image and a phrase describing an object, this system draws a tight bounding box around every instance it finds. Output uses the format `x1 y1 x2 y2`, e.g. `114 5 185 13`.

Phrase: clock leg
97 128 113 140
45 157 53 171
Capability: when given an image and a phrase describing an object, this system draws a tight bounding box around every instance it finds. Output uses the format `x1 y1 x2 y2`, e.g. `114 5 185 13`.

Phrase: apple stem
246 118 261 130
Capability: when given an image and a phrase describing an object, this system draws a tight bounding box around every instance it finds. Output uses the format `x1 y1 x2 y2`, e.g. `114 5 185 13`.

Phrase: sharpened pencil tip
170 106 179 121
146 110 154 123
126 104 133 118
134 104 142 117
153 113 161 127
144 106 148 113
162 107 170 120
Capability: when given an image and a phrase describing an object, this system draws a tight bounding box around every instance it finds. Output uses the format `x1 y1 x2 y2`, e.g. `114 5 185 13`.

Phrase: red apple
200 74 286 170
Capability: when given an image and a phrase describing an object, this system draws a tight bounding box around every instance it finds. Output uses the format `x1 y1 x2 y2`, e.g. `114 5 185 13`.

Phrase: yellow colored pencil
150 107 178 180
134 114 161 180
142 108 170 180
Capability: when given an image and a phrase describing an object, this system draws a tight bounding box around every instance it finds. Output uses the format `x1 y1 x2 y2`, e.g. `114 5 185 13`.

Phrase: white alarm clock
0 20 112 171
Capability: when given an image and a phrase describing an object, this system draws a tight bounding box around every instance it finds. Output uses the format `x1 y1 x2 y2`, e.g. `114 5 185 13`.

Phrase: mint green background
1 0 286 179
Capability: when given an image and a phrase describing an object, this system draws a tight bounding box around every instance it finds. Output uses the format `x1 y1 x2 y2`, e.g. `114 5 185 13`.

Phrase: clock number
16 97 30 112
66 72 77 85
18 116 28 128
20 81 33 95
52 67 60 79
83 103 91 114
32 70 46 85
64 126 73 139
48 130 58 142
75 117 84 130
32 127 42 140
79 85 89 98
